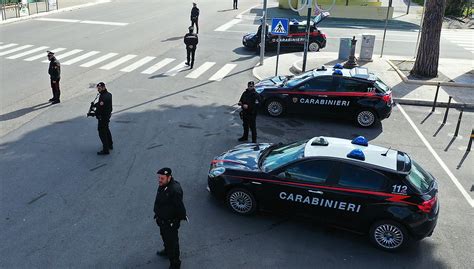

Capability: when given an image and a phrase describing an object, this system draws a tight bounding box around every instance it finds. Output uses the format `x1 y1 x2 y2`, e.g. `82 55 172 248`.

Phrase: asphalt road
0 0 473 268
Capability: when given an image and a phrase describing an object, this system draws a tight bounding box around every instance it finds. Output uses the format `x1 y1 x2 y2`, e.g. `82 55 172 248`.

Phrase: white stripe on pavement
120 56 155 72
36 18 80 23
99 54 137 70
0 43 17 50
62 51 100 65
0 45 34 56
79 20 128 26
186 62 216 79
209 64 237 81
42 49 83 62
163 62 188 76
80 52 118 67
215 19 241 32
141 58 175 74
24 48 66 61
6 46 49 59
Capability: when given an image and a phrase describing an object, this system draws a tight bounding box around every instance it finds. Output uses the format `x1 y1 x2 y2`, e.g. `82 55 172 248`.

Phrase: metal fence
1 0 58 21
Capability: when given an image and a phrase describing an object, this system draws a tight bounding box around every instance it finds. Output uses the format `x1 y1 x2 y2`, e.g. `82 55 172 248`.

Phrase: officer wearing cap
184 26 198 69
154 168 187 269
190 2 199 34
93 82 113 155
238 81 261 143
47 51 61 104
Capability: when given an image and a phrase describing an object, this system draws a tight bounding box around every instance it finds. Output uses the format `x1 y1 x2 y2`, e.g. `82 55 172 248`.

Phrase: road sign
271 18 289 36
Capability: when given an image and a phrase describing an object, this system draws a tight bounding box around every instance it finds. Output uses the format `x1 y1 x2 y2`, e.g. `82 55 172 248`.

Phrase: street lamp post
302 0 313 72
259 0 268 65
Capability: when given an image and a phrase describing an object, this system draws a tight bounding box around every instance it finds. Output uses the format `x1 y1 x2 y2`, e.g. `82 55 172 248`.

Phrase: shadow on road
0 102 51 122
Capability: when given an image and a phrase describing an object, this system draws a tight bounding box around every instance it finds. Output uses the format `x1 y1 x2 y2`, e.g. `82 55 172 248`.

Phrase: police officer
238 81 261 143
184 26 198 69
190 2 199 34
93 82 113 155
47 51 61 104
233 0 238 9
154 168 187 269
255 20 269 53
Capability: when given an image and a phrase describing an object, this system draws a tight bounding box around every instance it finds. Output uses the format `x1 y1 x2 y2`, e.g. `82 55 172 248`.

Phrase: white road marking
62 51 100 65
6 46 49 59
36 18 80 23
99 54 137 70
141 58 175 74
0 45 33 56
41 49 83 62
120 56 155 72
24 47 66 61
79 20 128 26
186 61 216 79
236 4 260 19
215 19 242 32
163 62 188 76
80 52 118 67
397 104 474 208
209 63 237 81
0 43 18 50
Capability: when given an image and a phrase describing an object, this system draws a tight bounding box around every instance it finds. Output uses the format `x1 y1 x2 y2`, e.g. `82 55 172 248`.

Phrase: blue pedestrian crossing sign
271 18 289 36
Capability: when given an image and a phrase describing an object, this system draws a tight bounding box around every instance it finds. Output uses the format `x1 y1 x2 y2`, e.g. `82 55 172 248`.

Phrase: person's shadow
0 102 51 122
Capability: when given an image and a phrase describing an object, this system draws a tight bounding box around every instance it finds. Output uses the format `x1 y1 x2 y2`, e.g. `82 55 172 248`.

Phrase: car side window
337 163 388 191
298 76 333 91
339 78 371 93
289 25 298 34
280 160 333 184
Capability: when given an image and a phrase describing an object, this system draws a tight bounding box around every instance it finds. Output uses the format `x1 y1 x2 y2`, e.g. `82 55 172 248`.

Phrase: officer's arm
238 92 245 106
173 189 187 221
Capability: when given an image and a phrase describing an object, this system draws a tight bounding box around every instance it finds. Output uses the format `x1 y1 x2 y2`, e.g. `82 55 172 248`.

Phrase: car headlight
209 167 226 178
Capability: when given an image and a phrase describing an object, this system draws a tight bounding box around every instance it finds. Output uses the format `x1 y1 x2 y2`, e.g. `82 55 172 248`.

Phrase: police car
255 65 393 127
207 136 439 251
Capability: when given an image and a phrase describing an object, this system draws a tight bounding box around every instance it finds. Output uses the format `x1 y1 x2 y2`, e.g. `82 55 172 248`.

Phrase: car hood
211 143 272 171
243 33 256 40
255 75 291 91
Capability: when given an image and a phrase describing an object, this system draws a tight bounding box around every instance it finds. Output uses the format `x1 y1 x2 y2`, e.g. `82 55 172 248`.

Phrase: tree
445 0 468 16
411 0 447 78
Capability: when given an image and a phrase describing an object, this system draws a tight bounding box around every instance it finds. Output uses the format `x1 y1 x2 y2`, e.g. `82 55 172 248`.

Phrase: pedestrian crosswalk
442 30 474 53
0 42 240 81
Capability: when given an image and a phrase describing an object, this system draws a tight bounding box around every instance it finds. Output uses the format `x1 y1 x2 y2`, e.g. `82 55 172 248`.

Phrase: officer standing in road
93 82 113 155
47 51 61 104
233 0 238 9
238 81 261 143
154 168 187 269
190 2 199 34
184 26 198 69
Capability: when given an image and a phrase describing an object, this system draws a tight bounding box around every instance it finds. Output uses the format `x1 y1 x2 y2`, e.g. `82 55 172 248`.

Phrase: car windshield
406 160 435 193
375 79 389 93
262 140 307 172
285 71 313 87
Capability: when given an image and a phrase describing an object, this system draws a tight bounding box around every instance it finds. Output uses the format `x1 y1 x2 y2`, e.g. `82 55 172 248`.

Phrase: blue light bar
333 69 343 76
347 149 365 161
351 136 368 146
333 63 343 69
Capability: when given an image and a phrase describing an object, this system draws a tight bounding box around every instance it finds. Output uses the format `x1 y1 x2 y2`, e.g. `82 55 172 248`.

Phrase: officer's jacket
184 33 199 48
154 178 187 221
95 90 112 120
190 7 199 20
239 89 261 115
48 57 61 80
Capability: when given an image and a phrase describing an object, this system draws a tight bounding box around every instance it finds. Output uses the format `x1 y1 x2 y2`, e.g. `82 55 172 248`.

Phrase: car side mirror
277 171 291 179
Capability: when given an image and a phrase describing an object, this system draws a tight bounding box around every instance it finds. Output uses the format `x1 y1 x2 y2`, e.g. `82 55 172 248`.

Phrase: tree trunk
411 0 447 78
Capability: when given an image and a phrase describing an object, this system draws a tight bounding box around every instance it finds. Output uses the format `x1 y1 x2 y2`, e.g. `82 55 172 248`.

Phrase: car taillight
417 196 437 213
382 93 392 105
321 33 327 39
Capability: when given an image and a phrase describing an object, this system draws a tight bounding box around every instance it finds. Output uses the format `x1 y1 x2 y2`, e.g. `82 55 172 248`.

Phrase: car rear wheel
356 109 378 127
370 220 409 252
308 41 321 52
226 188 257 215
266 99 285 117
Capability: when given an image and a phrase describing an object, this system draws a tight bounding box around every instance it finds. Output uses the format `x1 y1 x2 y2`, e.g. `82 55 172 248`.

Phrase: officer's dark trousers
191 19 199 34
242 113 257 143
97 119 113 152
186 48 196 68
50 79 60 101
158 221 181 269
233 0 238 9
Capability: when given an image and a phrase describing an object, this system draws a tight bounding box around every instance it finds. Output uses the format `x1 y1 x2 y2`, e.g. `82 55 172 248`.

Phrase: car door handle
282 94 288 97
318 95 328 98
308 190 323 195
251 181 262 185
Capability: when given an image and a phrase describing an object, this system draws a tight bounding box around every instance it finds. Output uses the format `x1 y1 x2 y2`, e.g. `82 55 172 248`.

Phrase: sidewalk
253 51 474 108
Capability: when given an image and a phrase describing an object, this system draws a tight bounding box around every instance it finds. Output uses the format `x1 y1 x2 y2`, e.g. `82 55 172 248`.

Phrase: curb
386 59 474 89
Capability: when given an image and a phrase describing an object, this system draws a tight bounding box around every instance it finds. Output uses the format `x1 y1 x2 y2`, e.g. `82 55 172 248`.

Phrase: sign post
271 18 289 76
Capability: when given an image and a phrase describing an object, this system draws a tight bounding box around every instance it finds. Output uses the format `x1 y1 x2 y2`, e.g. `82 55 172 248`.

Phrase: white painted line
120 56 155 72
6 46 49 59
35 18 80 23
163 62 188 77
41 49 83 62
79 20 128 26
209 64 237 81
24 47 66 61
397 104 474 208
141 58 175 74
0 43 18 50
0 45 34 56
80 52 118 67
99 54 137 70
236 4 260 19
186 61 216 79
215 19 242 32
62 51 100 65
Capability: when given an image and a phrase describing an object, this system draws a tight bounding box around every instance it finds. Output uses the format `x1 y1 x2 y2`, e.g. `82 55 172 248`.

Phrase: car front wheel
369 220 409 252
266 99 285 117
308 41 321 52
356 109 378 127
226 188 257 215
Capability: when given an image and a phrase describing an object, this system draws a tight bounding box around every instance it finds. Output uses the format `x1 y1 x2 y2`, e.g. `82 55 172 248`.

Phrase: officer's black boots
97 150 110 155
156 249 167 257
238 137 248 142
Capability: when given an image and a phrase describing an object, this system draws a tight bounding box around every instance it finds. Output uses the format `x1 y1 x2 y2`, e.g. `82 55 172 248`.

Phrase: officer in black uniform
154 168 187 269
93 82 113 155
238 81 261 143
184 26 198 69
47 51 61 104
190 2 199 34
233 0 238 9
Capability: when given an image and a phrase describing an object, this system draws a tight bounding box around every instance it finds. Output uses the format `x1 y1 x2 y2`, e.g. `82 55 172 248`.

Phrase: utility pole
302 0 312 72
259 0 268 65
